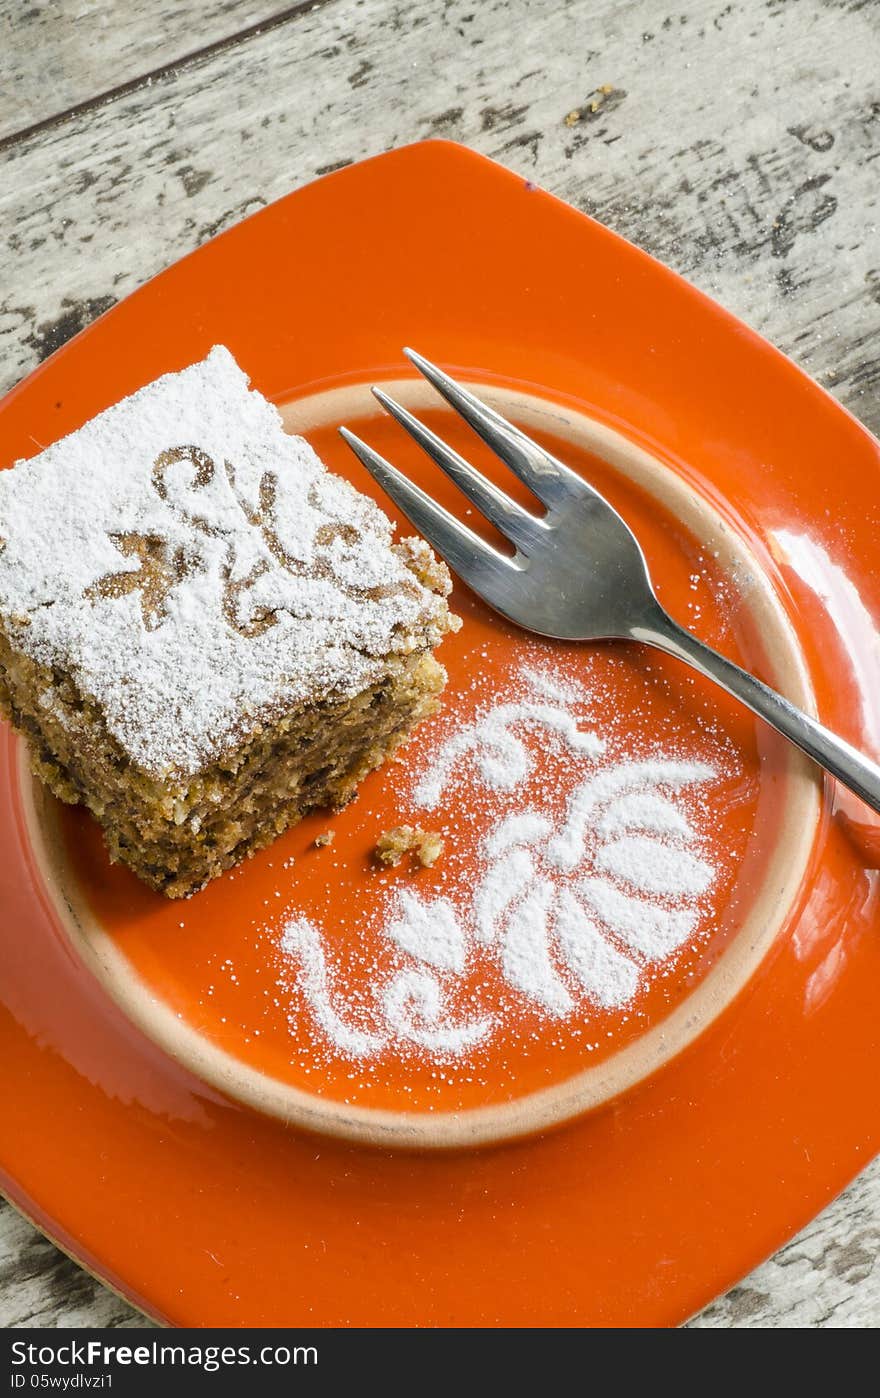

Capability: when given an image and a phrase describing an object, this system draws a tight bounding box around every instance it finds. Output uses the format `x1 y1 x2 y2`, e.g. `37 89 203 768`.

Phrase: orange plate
0 141 878 1326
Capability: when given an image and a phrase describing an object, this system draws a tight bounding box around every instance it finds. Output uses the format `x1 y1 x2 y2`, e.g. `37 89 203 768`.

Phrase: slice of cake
0 346 458 897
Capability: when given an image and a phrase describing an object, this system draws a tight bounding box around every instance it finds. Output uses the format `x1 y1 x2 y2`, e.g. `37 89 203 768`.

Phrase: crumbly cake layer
0 346 452 780
0 347 459 895
0 629 446 896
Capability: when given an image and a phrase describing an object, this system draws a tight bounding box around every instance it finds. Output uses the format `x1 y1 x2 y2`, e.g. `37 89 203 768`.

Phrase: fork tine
403 348 584 510
338 428 519 599
371 388 544 555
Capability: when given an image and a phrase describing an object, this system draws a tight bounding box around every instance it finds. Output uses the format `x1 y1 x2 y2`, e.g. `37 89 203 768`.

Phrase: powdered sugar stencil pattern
276 665 728 1064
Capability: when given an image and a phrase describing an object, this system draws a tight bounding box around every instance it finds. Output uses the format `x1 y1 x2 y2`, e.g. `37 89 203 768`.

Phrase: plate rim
21 377 822 1150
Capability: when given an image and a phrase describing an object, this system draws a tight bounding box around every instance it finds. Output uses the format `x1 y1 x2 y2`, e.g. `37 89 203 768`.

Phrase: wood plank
0 0 878 433
0 0 878 1330
0 0 300 142
0 1202 155 1328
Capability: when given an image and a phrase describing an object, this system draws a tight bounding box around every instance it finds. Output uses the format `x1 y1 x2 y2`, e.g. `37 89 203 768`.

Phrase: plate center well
22 377 820 1148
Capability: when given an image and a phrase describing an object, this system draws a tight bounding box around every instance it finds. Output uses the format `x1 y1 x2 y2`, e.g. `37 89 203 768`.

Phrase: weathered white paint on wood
0 0 290 141
0 0 877 1329
1 0 878 430
0 1205 154 1329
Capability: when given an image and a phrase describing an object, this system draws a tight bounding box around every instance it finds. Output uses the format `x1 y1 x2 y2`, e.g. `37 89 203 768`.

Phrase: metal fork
340 350 880 816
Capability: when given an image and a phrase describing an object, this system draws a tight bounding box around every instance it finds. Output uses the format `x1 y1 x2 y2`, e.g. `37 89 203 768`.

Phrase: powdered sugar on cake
0 347 450 777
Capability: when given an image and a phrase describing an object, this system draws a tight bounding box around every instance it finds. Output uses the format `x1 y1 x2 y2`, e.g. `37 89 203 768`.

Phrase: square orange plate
0 141 878 1327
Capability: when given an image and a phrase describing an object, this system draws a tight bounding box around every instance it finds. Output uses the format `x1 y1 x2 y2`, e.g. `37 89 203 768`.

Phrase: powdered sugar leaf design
596 836 714 897
280 919 386 1059
385 889 467 973
546 760 716 872
554 889 640 1009
578 878 698 962
485 812 554 858
500 880 574 1017
413 702 603 810
381 970 493 1054
281 919 489 1058
474 846 537 945
276 668 725 1065
598 792 695 841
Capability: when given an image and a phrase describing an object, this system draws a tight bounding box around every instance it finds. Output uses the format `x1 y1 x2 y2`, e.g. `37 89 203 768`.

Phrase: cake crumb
414 829 444 867
313 830 336 848
374 824 445 869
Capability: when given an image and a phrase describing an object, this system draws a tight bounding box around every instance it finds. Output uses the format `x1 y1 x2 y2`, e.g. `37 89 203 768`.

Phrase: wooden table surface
1 0 878 1329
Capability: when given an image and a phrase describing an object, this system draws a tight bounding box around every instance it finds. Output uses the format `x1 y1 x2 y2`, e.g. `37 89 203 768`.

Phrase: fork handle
634 610 880 816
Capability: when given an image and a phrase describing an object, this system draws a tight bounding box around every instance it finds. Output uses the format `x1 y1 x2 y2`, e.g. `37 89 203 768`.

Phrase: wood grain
0 1 298 142
0 0 878 1328
1 0 878 428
